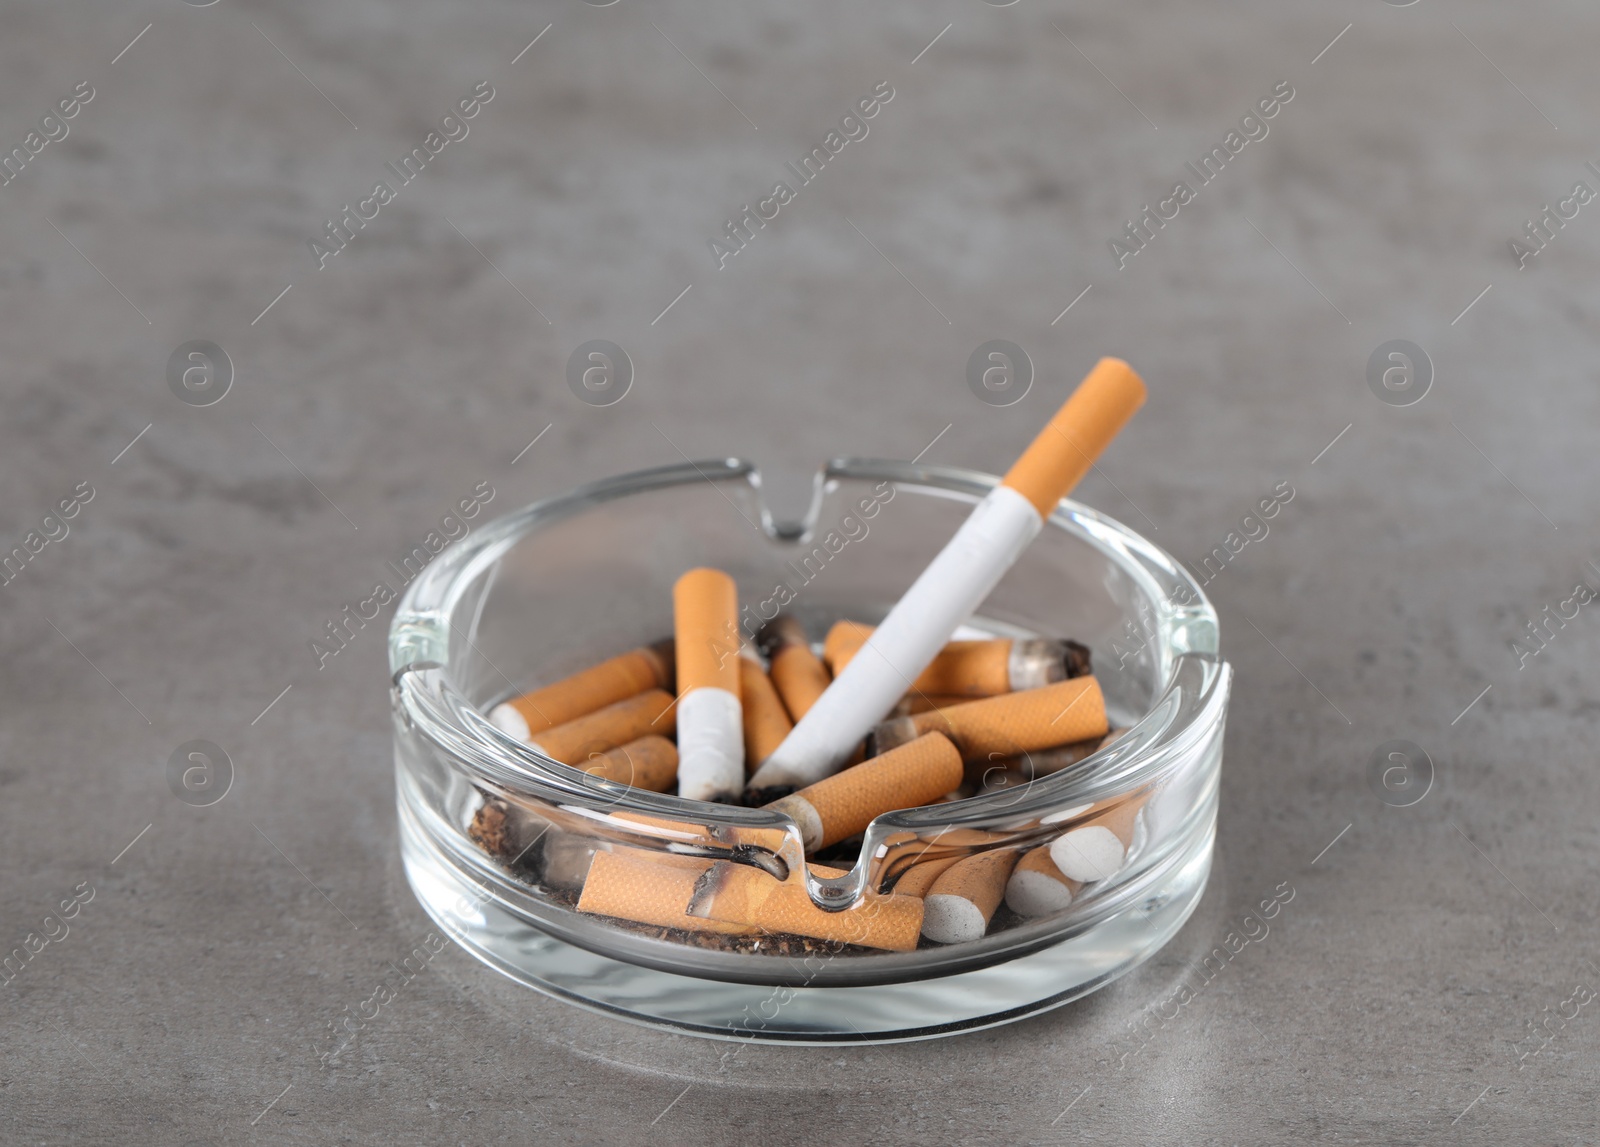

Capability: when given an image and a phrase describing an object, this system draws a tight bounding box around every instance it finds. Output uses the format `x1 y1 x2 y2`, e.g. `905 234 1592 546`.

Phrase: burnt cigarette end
756 613 811 657
468 795 544 872
741 783 796 806
1064 639 1092 679
1007 638 1069 690
869 716 919 755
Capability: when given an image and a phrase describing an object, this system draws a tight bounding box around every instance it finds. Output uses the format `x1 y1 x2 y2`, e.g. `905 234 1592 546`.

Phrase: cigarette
489 640 673 742
468 794 597 889
468 794 548 870
1048 793 1148 882
673 568 745 803
540 831 601 892
921 849 1021 944
577 848 753 934
1004 845 1082 917
870 676 1108 760
687 861 924 951
525 688 676 765
824 620 1090 696
887 855 961 898
764 732 964 852
738 656 793 771
751 358 1144 790
757 614 832 721
579 848 922 950
579 734 679 792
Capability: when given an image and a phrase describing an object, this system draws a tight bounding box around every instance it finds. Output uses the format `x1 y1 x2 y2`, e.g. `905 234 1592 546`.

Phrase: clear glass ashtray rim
388 457 1229 986
389 456 1223 817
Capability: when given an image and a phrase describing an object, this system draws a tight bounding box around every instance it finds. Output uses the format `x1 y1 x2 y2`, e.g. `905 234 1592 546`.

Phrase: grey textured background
3 1 1597 1143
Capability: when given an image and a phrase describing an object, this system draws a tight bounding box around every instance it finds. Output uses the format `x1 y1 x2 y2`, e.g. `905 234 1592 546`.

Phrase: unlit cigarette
489 640 673 741
577 848 751 934
673 568 745 802
1004 846 1082 917
579 734 678 792
825 620 1090 697
871 676 1108 760
738 657 792 771
758 615 831 721
688 861 924 951
765 732 964 852
921 849 1021 944
752 359 1144 790
1048 794 1147 882
528 689 676 764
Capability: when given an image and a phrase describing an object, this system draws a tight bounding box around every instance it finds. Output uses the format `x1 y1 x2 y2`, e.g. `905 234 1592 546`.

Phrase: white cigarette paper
750 486 1041 789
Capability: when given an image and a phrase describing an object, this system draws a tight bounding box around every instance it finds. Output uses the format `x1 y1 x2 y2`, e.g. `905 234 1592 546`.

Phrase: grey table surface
3 1 1597 1143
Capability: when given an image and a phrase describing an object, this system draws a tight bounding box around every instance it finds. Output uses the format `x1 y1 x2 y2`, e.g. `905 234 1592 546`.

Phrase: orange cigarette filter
688 861 924 951
1001 357 1147 518
825 621 1084 698
527 688 676 765
576 849 752 935
738 657 793 770
1048 792 1150 883
491 640 673 740
888 854 962 898
674 569 741 695
921 849 1021 944
873 826 1006 894
579 734 679 792
872 676 1108 760
1005 845 1082 917
765 732 964 852
758 615 831 721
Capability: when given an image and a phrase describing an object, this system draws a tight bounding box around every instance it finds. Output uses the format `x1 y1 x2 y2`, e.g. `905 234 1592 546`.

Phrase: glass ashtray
390 457 1230 1042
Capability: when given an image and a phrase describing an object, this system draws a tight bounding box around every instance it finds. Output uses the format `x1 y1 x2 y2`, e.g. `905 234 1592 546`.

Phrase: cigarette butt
888 855 962 898
874 828 1007 893
1001 357 1147 518
468 794 548 869
674 568 745 802
1048 794 1148 882
921 849 1021 944
738 658 793 770
979 729 1113 780
527 689 676 765
871 676 1108 760
758 615 831 721
580 734 679 792
825 621 1091 696
1004 846 1082 917
577 848 752 934
765 732 964 851
753 359 1143 790
489 640 674 741
689 861 924 951
540 831 600 891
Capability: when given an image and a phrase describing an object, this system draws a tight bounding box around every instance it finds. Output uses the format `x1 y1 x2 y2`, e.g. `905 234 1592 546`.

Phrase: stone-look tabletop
1 2 1595 1143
